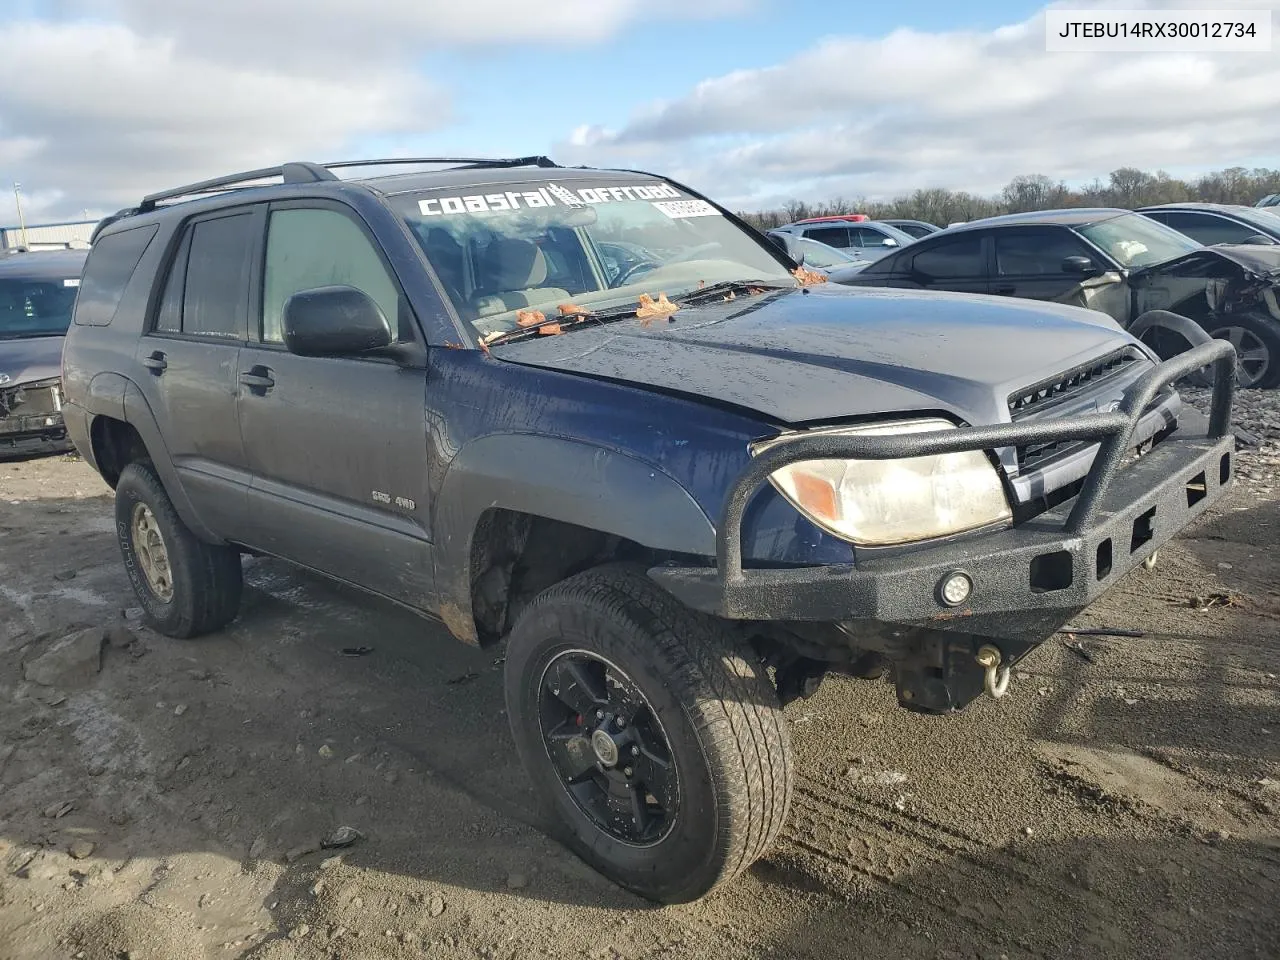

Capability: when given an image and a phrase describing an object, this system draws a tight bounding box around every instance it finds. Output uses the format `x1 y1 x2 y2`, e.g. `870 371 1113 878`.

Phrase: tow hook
975 645 1011 700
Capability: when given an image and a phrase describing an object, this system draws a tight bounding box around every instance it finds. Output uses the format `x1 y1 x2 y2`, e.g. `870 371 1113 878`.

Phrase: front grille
1008 348 1142 419
1007 348 1152 474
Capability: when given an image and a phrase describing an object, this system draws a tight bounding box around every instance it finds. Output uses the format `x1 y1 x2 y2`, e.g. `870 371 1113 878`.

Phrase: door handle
239 366 275 394
993 285 1016 296
142 352 167 374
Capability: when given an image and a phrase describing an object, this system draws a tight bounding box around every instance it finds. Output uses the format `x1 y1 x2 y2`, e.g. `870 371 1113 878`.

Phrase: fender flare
118 380 226 544
431 434 716 643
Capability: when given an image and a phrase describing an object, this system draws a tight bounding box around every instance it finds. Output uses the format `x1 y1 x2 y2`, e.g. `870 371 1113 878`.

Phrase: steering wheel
613 259 661 287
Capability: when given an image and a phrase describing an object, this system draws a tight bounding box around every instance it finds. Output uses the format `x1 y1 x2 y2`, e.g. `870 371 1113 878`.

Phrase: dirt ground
2 444 1279 960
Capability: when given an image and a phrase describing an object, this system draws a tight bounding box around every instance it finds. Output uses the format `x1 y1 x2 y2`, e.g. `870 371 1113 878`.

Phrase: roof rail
137 161 337 213
323 156 560 172
128 156 562 220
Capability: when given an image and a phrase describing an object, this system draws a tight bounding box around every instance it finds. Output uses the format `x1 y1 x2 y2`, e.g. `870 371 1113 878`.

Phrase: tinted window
804 227 851 248
262 207 404 344
911 235 984 280
180 214 253 339
894 223 933 239
154 231 191 334
73 224 158 327
1152 211 1264 246
850 226 896 249
995 229 1090 275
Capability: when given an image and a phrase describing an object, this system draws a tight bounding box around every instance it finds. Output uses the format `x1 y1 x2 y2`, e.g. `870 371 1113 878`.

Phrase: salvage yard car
60 158 1237 904
0 247 86 458
837 208 1280 388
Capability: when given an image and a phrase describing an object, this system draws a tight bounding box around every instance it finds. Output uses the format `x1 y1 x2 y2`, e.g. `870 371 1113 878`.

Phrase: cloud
1 0 752 222
555 0 1280 209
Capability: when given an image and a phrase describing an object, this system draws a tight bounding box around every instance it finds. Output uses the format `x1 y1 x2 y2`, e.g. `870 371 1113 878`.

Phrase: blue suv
61 157 1237 903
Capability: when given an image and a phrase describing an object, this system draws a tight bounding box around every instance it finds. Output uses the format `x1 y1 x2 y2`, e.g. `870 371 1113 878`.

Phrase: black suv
62 158 1237 903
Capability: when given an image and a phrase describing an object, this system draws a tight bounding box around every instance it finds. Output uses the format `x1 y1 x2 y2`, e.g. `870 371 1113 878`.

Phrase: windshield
0 276 79 339
793 236 855 267
1078 212 1201 269
392 178 795 336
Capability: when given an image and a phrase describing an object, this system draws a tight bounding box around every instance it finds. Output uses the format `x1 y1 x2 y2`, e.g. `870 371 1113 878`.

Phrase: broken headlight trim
749 419 1012 547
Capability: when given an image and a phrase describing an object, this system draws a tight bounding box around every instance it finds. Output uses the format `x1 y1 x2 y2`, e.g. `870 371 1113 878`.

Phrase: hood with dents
492 284 1139 427
0 335 64 388
1136 243 1280 279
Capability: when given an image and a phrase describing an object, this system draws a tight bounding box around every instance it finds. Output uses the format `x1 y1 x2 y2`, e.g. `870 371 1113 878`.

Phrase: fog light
939 571 972 607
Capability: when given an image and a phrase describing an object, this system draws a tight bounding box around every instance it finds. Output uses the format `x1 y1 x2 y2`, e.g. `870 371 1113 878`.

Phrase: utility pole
13 182 29 248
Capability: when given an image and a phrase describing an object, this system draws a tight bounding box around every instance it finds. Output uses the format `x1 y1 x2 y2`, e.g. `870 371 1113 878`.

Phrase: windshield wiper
671 279 794 304
479 303 639 350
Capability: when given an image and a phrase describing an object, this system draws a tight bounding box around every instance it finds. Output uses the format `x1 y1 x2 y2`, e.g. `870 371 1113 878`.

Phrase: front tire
114 461 243 638
1206 312 1280 389
504 564 792 904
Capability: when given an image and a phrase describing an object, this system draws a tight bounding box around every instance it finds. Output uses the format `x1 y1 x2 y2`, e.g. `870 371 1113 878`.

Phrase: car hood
492 284 1138 427
1137 244 1280 278
0 335 64 387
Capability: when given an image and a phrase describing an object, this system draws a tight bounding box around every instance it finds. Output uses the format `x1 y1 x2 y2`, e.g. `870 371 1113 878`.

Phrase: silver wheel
1210 324 1271 388
131 502 174 602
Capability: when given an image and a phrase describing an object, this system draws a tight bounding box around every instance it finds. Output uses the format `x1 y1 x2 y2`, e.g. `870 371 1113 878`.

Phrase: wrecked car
0 248 86 458
60 160 1237 904
836 208 1280 389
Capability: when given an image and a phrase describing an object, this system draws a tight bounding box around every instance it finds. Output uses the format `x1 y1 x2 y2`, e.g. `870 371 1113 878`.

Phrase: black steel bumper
650 340 1237 642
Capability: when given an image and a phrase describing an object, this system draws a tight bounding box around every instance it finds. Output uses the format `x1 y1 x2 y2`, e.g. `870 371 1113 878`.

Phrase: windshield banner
416 181 719 218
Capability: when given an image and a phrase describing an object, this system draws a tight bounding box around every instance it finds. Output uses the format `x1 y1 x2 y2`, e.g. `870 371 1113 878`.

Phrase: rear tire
503 564 792 903
114 461 242 638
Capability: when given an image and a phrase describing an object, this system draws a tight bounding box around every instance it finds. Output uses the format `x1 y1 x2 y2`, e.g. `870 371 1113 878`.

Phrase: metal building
0 220 96 251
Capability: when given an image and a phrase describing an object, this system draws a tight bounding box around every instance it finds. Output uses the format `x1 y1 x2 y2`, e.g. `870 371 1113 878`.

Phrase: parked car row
832 204 1280 388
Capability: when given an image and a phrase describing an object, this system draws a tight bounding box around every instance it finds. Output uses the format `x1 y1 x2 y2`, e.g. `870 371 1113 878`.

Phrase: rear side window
73 224 158 326
804 226 851 248
911 235 984 280
153 213 254 339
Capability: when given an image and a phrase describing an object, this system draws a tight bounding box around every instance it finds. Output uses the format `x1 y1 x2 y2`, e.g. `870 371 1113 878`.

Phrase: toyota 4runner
61 157 1237 904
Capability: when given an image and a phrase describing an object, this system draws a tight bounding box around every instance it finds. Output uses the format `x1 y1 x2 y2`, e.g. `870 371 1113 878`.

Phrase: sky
1 0 1277 224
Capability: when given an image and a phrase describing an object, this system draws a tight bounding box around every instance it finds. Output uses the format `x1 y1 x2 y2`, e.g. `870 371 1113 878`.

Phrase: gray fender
432 434 715 643
1128 309 1212 350
119 380 226 544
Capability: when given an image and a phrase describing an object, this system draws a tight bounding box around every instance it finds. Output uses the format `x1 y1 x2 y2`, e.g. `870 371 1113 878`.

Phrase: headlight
750 418 1012 546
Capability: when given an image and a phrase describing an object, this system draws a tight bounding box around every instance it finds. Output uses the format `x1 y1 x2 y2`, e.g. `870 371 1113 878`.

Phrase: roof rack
135 156 561 214
138 162 337 213
323 156 560 172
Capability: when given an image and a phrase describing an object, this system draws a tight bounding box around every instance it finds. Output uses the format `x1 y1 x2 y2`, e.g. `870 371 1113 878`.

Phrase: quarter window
262 208 403 344
74 224 157 327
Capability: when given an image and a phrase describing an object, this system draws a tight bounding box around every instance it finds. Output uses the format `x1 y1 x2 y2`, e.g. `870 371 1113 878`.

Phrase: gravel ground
1 388 1278 960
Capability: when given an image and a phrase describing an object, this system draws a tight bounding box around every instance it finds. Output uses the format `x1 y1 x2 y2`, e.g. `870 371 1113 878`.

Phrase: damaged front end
1130 245 1280 388
0 376 72 458
651 340 1238 715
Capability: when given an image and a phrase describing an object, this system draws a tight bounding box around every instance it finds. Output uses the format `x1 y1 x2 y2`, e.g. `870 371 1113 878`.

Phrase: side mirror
766 234 789 254
1061 255 1101 277
881 237 899 247
1243 233 1278 245
282 285 393 358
